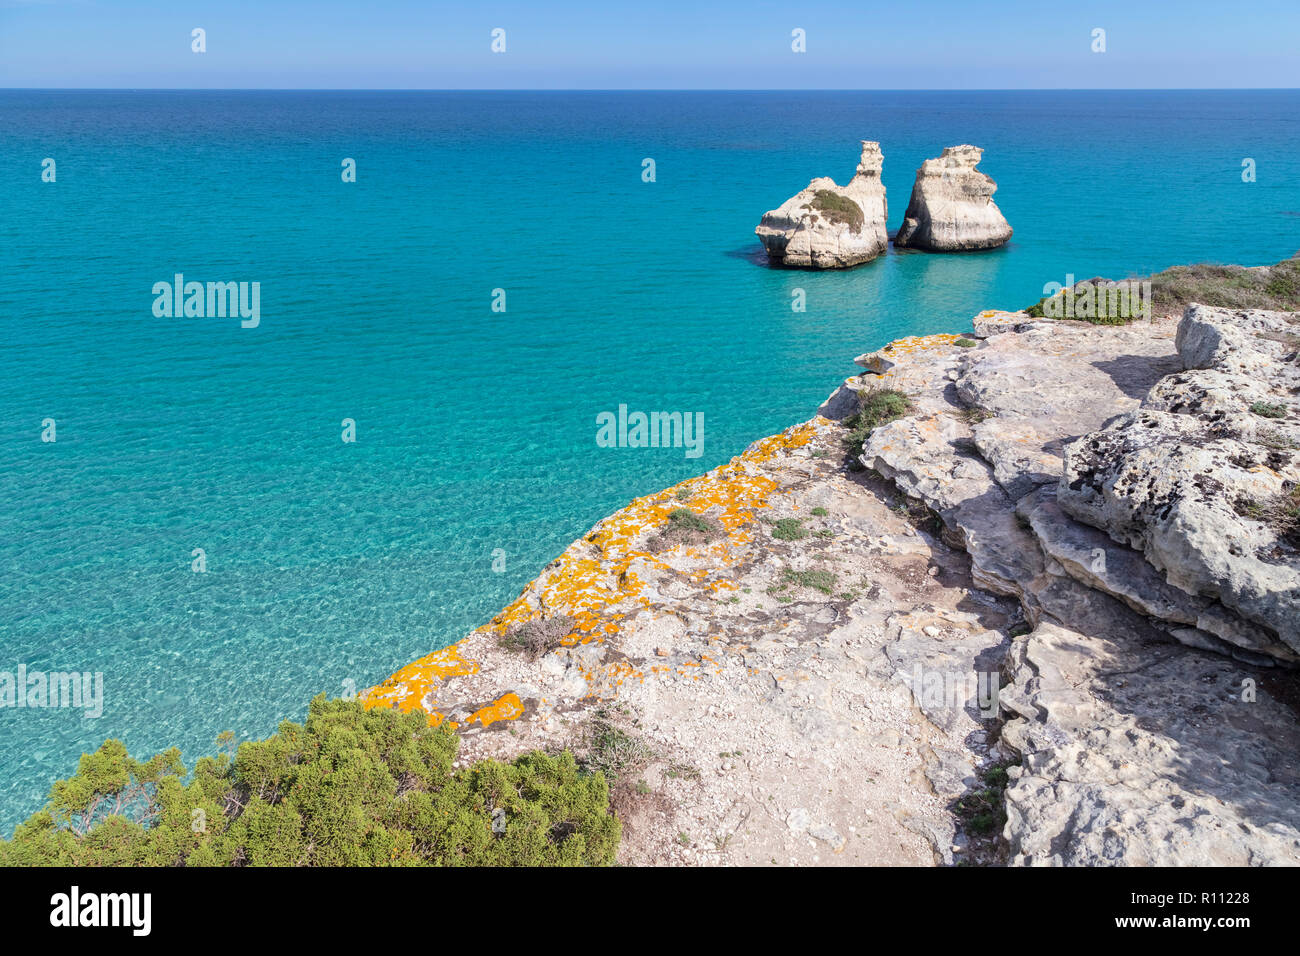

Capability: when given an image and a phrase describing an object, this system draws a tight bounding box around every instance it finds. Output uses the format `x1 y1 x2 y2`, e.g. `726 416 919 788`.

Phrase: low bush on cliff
810 190 864 232
1024 280 1148 325
1250 401 1288 419
0 695 620 867
771 517 808 541
844 387 911 459
1024 253 1300 321
499 614 577 659
646 507 724 551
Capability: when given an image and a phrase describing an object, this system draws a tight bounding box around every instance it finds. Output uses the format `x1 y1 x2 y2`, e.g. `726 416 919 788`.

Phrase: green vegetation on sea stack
0 696 619 866
810 190 864 232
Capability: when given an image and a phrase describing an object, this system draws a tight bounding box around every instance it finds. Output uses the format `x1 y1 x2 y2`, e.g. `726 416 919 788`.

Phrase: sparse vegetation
1024 252 1300 322
771 517 808 541
810 190 864 232
0 696 619 867
583 716 655 783
954 338 978 348
844 387 911 460
811 506 829 517
781 568 837 594
647 507 724 551
1250 401 1288 419
1236 485 1300 547
1259 429 1298 451
955 759 1016 850
499 614 576 659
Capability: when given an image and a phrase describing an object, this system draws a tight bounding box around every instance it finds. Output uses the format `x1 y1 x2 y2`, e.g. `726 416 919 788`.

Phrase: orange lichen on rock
857 334 965 374
362 420 822 723
360 643 479 716
464 692 525 729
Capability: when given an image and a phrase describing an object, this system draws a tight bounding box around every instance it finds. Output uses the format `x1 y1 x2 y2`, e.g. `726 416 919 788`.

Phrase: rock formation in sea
893 145 1012 251
755 141 888 268
363 280 1300 866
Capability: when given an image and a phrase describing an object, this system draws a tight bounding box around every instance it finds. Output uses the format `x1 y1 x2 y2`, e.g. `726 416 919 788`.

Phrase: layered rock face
893 145 1012 251
853 303 1300 865
1059 305 1300 656
755 141 888 268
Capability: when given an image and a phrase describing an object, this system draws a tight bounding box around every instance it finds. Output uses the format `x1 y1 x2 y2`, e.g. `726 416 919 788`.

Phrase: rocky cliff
755 141 889 268
855 303 1299 864
893 145 1012 251
363 299 1300 867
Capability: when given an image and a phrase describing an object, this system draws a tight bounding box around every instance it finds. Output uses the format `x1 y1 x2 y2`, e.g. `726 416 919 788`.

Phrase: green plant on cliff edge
1024 252 1300 322
0 695 620 867
844 387 911 460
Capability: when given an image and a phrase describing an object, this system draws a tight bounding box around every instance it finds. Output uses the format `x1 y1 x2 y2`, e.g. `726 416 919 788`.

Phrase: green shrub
781 569 837 594
771 518 808 541
844 387 911 457
954 338 978 348
1250 401 1287 419
0 696 619 867
664 508 711 533
810 190 864 232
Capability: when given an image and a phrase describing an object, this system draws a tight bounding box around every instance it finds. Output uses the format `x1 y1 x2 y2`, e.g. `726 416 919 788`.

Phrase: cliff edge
364 297 1300 867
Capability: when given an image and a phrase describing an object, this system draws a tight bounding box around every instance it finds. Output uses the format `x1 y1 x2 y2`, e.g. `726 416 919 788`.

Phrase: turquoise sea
1 90 1298 831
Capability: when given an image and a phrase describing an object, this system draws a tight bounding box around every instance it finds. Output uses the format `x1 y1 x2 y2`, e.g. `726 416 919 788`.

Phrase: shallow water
1 89 1297 831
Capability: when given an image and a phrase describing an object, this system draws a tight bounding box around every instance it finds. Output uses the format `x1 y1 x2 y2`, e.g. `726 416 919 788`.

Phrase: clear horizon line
3 86 1298 93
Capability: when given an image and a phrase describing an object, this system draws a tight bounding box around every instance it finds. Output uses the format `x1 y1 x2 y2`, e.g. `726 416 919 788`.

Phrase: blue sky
2 0 1296 89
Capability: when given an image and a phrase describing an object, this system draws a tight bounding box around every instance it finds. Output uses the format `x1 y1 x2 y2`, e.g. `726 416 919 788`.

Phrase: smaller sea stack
894 145 1012 251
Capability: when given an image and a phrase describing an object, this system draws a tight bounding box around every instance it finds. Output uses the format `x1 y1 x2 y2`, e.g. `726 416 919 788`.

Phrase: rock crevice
856 303 1300 865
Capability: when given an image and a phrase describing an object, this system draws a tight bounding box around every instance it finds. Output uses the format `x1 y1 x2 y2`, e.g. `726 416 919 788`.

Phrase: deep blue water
1 90 1297 832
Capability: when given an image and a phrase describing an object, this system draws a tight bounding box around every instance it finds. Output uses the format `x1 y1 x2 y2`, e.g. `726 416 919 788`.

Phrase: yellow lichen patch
360 643 479 716
857 334 968 375
976 309 1025 324
361 420 823 724
479 420 819 641
465 692 525 729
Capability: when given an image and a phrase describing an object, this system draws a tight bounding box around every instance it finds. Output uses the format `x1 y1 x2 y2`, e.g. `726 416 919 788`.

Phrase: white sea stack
755 141 888 269
894 145 1012 251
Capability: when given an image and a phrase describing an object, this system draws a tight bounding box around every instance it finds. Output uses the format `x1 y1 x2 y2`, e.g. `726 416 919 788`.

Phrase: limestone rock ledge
857 304 1300 865
755 141 889 268
893 146 1012 251
364 304 1299 867
1059 305 1300 655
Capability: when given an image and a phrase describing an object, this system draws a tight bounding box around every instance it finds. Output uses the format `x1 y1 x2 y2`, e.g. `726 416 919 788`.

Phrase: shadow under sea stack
894 145 1012 251
755 141 888 268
